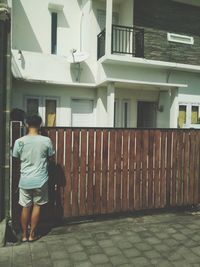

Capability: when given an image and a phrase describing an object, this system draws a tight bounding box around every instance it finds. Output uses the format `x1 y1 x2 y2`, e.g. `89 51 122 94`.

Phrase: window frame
178 102 200 128
122 99 130 128
51 12 58 54
24 95 59 126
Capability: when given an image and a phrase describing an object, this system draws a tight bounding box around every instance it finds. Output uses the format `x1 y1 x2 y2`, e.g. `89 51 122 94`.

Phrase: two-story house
11 0 200 128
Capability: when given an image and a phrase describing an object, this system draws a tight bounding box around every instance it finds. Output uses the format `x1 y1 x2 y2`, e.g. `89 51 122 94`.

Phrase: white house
11 0 200 128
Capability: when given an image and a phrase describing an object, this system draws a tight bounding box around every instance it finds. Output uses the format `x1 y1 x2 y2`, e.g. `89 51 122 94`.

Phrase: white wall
12 80 97 126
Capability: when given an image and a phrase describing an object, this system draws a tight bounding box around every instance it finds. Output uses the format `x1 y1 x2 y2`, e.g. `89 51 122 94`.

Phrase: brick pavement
1 211 200 267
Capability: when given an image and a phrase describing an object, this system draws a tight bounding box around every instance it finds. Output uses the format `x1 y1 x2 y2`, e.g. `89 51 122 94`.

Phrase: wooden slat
64 129 72 217
87 129 95 215
108 130 115 213
101 130 108 214
189 130 195 204
94 130 102 214
129 130 135 211
160 131 166 208
122 130 129 211
154 130 160 208
115 130 122 212
135 130 141 210
49 128 57 162
56 129 65 219
183 132 189 205
194 131 199 204
148 130 154 208
172 131 178 206
166 131 172 207
141 130 149 209
72 129 80 216
177 131 184 206
79 129 87 215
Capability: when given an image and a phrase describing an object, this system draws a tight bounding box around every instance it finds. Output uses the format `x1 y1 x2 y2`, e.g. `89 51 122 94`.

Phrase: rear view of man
13 115 55 242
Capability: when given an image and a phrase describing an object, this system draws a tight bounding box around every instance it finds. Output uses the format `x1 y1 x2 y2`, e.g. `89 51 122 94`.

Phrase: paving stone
62 237 78 245
74 261 92 267
81 239 96 247
86 245 103 255
144 250 161 259
123 248 141 258
53 259 71 267
154 244 170 253
103 246 121 256
50 250 68 260
98 239 114 248
130 256 149 266
70 251 88 262
32 258 52 267
110 254 128 265
67 244 84 253
192 246 200 256
146 237 161 245
164 238 179 247
173 233 187 241
118 241 133 249
90 254 109 264
134 242 152 251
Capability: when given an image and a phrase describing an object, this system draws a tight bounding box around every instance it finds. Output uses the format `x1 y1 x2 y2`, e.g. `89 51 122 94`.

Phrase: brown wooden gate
11 123 200 227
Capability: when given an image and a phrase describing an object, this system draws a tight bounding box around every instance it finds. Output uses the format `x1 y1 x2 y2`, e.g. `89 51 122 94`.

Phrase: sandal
28 236 41 242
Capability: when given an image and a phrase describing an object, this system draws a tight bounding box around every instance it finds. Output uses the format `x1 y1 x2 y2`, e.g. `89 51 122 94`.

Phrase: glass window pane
178 105 186 128
191 106 199 124
46 99 56 127
27 99 39 116
124 102 128 128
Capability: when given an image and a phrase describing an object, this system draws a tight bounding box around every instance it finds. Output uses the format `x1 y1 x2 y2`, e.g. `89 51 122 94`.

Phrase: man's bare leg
29 204 41 241
21 207 31 241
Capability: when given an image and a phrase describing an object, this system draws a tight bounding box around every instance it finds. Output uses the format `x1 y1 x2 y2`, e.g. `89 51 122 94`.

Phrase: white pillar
107 82 115 127
170 87 178 128
105 0 113 56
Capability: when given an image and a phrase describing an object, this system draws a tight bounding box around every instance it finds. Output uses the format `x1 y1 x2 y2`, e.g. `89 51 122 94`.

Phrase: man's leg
21 207 31 241
29 204 41 241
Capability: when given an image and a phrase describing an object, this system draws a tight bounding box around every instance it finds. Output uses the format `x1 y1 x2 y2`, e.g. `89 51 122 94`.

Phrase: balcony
97 25 144 60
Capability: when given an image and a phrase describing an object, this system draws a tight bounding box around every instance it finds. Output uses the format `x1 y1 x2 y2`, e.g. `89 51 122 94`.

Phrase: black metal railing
97 25 144 60
97 29 105 60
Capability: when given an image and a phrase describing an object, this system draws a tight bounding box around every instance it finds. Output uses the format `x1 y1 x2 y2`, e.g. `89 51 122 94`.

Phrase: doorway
137 101 157 128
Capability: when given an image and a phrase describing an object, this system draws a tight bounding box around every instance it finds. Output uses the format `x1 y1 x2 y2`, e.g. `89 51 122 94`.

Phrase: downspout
0 1 11 221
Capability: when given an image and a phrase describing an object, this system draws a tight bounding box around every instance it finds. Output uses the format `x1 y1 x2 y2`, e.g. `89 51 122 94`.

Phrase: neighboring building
11 0 200 128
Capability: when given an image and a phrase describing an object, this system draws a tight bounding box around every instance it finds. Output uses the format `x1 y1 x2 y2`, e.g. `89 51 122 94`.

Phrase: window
178 103 200 128
45 99 57 127
122 100 130 128
191 106 199 124
114 100 119 127
25 96 58 126
51 12 57 54
71 99 95 127
26 98 39 116
167 33 194 45
178 105 186 128
97 9 119 31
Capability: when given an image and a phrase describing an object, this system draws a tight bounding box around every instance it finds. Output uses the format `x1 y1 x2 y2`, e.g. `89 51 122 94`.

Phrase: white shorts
19 182 49 207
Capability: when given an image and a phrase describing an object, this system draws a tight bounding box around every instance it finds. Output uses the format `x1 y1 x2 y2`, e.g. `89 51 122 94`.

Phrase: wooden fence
11 123 200 226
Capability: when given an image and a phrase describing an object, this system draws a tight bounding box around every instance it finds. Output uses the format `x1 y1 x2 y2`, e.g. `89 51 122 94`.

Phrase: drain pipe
0 1 11 221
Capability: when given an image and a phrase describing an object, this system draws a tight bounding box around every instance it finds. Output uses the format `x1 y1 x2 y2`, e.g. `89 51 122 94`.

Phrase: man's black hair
26 115 42 128
10 108 26 124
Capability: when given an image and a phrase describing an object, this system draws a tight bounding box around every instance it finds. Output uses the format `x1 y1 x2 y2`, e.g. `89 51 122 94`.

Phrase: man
12 115 55 242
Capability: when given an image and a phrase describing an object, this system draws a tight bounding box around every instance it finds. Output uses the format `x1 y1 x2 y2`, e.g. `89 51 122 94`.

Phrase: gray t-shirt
13 135 55 189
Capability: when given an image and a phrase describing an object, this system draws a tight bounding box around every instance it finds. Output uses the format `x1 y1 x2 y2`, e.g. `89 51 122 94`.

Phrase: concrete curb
0 219 6 247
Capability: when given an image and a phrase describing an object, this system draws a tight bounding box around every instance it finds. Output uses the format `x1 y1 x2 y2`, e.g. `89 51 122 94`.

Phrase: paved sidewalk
1 211 200 267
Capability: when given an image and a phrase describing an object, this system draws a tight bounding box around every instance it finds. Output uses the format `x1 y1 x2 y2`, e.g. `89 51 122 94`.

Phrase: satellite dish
67 50 90 82
67 50 89 63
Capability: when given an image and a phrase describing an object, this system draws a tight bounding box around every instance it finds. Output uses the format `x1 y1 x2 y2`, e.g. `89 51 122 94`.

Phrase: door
137 101 157 128
71 99 95 127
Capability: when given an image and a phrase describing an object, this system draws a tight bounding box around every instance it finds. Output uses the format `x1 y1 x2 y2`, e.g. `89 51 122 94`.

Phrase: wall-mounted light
18 50 22 60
